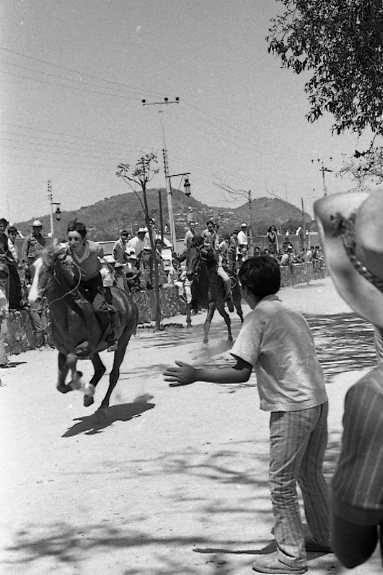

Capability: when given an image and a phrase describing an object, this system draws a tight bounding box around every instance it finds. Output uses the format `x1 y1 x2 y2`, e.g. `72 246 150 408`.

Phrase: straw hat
314 187 383 327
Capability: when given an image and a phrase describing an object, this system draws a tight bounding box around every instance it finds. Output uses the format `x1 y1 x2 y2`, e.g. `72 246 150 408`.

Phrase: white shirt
231 295 327 412
237 230 248 246
127 236 145 256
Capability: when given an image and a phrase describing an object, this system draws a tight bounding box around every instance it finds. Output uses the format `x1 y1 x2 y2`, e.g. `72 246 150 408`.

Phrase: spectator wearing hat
125 250 141 292
127 228 147 261
22 220 46 281
237 223 249 261
22 221 48 347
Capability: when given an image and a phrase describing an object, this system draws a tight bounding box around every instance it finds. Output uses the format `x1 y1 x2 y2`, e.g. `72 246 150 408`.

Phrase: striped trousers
269 402 329 568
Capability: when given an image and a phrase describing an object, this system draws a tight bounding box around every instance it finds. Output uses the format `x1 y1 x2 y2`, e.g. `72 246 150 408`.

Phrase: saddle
51 288 117 357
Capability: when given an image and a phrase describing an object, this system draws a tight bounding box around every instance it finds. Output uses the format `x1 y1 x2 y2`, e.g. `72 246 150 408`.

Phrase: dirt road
1 278 381 574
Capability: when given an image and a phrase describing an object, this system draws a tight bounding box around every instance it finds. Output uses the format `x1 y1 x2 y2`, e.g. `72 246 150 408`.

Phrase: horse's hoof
203 338 208 344
83 394 94 407
56 383 72 394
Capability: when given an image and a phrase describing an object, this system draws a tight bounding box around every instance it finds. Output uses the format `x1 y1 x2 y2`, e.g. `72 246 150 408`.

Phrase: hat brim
314 191 383 328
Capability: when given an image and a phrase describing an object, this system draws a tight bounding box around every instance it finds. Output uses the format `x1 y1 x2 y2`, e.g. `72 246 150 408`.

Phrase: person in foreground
314 188 383 569
164 255 330 574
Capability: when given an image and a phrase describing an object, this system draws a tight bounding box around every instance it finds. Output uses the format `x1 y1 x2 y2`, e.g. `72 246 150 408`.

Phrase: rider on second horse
201 220 234 312
65 220 117 350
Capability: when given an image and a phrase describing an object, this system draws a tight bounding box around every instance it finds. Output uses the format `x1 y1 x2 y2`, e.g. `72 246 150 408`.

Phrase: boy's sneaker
252 552 307 574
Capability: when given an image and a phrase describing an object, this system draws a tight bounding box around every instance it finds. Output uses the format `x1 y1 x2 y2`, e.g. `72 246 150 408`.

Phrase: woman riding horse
28 220 138 410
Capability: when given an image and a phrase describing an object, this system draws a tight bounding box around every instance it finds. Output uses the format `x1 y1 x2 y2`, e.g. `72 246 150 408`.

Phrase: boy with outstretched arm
164 255 330 574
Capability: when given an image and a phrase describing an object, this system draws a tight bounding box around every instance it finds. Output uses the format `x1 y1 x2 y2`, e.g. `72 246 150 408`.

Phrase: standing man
127 227 147 260
237 223 249 262
22 220 47 347
184 221 196 251
22 220 46 281
113 229 130 265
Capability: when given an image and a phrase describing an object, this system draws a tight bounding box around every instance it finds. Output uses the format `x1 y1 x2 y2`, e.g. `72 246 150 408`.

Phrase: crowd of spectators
0 216 324 365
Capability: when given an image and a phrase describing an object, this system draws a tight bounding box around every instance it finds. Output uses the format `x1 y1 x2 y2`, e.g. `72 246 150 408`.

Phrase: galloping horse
28 245 138 410
186 237 243 343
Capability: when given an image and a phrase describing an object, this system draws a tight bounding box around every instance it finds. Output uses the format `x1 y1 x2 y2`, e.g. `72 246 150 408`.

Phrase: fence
2 262 327 355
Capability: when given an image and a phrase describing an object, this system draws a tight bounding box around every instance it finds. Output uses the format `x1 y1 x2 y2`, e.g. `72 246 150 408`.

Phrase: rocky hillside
15 188 312 241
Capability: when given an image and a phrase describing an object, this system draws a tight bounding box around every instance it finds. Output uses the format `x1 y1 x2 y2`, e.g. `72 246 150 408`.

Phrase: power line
0 45 162 99
0 68 142 101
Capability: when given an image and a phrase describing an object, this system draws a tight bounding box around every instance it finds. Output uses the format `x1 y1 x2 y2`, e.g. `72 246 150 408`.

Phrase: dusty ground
0 277 382 575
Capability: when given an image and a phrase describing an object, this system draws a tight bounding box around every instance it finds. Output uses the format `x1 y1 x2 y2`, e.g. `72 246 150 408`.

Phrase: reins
47 257 82 306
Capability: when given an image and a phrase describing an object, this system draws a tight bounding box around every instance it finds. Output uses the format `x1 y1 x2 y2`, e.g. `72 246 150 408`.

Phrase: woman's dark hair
7 226 17 234
67 220 87 239
239 255 280 298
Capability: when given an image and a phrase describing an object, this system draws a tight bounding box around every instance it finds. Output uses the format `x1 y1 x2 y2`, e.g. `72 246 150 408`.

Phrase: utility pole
48 180 54 239
47 180 62 239
248 190 254 255
142 97 180 248
311 156 333 196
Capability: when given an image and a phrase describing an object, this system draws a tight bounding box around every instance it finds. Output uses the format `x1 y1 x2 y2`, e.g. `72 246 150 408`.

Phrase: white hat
314 187 383 328
32 219 42 227
138 227 148 233
241 222 247 228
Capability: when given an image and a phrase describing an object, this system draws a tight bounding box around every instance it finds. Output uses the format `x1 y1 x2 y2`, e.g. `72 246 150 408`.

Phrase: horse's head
28 245 74 304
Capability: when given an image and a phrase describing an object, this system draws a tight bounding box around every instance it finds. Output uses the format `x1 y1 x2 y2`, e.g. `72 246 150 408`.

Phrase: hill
14 188 312 241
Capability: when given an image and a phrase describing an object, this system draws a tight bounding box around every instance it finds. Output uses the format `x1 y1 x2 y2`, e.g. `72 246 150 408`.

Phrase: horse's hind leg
216 302 233 342
99 330 133 410
83 353 106 407
203 303 215 344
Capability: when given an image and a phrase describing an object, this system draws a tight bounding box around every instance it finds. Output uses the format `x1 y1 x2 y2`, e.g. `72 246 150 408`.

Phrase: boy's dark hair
239 255 281 298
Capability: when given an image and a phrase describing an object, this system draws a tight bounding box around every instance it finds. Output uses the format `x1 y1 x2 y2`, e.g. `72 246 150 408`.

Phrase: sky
0 0 377 225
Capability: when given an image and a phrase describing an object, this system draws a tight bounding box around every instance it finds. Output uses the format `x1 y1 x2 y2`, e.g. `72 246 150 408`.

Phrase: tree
116 153 162 330
267 1 383 137
338 145 383 189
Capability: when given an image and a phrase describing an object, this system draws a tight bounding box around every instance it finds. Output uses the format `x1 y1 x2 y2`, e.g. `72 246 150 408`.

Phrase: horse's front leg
83 353 106 407
56 352 74 394
216 302 233 343
203 303 216 344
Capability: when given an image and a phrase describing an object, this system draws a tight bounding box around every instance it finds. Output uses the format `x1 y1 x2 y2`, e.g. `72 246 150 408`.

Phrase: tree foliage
267 0 383 136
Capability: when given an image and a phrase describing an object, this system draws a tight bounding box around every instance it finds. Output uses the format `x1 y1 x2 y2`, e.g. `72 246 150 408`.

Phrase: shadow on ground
62 394 155 437
305 313 375 378
3 429 351 574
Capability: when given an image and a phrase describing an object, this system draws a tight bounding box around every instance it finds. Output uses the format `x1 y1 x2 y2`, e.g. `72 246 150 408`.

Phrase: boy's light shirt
231 295 327 412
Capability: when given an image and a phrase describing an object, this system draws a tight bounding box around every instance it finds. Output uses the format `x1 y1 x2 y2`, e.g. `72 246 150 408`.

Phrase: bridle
38 253 83 306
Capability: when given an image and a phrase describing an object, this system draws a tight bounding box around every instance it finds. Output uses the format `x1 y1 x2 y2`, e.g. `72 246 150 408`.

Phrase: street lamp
184 176 191 197
54 205 62 221
47 180 62 238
